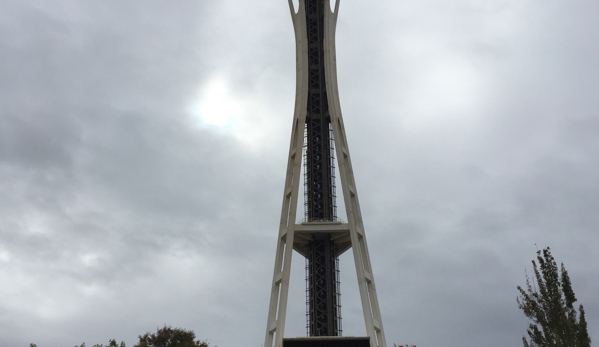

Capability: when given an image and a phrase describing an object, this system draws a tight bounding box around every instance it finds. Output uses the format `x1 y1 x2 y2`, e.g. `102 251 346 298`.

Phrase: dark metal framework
303 0 341 337
305 235 342 336
305 0 334 222
304 125 337 223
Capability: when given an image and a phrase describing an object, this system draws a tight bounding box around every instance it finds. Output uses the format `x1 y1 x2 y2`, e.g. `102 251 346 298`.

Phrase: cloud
0 0 598 346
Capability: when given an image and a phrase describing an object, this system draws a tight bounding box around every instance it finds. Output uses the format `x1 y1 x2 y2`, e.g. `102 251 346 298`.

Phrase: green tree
133 325 211 347
517 247 591 347
74 340 126 347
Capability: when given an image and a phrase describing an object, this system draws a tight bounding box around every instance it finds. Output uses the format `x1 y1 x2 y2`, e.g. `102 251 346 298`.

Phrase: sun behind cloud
188 75 239 128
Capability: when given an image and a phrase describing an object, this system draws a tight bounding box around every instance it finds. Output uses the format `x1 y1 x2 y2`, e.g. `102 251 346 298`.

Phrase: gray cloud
1 0 598 346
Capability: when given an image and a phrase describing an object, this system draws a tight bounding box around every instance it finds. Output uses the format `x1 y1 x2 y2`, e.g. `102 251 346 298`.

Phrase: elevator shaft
304 0 339 337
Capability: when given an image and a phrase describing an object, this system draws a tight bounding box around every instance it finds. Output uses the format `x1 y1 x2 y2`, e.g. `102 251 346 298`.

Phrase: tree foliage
30 326 210 347
73 340 126 347
133 325 211 347
517 247 591 347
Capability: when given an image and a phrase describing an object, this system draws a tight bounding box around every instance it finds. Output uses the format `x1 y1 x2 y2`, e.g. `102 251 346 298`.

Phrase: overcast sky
1 0 598 346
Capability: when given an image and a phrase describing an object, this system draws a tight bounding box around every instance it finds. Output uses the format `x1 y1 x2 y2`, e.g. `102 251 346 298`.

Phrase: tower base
283 337 370 347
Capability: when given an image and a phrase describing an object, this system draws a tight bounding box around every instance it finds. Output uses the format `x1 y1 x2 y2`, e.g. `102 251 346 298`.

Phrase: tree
133 325 211 347
517 247 591 347
74 340 126 347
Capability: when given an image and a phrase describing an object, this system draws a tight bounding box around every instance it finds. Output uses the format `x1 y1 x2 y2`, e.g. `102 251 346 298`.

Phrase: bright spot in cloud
187 74 284 150
79 253 103 267
189 76 239 127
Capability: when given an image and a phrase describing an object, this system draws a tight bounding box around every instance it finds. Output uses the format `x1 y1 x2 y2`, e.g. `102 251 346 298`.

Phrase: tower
265 1 387 347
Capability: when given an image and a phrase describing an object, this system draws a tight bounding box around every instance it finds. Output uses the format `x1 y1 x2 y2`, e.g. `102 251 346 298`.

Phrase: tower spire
265 1 387 346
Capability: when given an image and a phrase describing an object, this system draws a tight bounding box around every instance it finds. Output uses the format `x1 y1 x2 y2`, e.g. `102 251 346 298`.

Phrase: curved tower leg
264 3 308 347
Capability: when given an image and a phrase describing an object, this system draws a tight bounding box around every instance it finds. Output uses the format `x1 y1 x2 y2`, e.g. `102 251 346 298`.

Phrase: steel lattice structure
307 233 339 336
304 0 340 338
265 1 387 347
